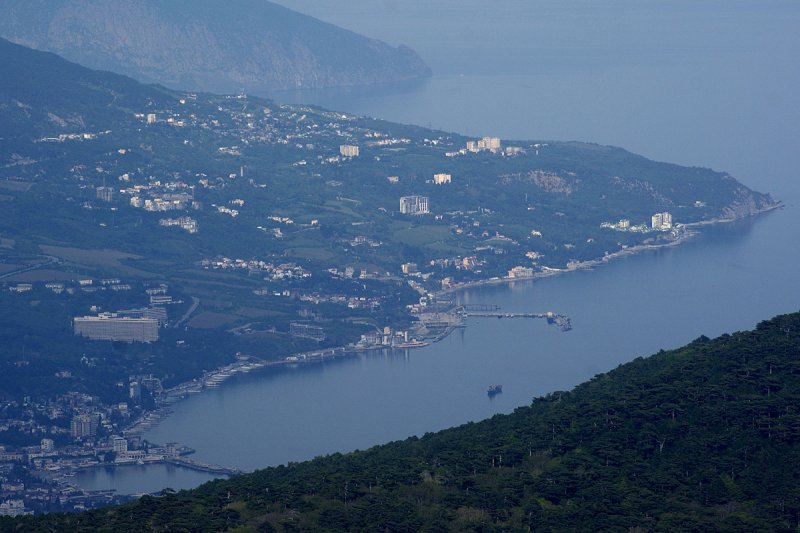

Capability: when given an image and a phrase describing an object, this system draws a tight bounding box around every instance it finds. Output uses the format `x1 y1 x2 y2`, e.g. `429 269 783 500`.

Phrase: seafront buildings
651 212 673 230
508 266 535 279
70 413 99 439
601 213 674 233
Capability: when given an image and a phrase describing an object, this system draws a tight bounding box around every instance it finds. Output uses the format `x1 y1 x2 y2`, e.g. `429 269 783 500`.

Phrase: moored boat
393 340 429 349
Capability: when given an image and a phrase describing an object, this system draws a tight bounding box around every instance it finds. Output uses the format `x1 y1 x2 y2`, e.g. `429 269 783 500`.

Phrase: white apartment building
399 195 429 215
651 212 673 230
74 313 159 342
339 144 359 157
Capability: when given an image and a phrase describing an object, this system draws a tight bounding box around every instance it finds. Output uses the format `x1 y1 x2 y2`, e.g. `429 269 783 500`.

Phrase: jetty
166 456 242 476
460 308 571 331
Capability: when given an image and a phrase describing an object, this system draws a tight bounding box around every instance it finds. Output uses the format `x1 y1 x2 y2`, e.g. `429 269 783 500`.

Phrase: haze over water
274 0 800 199
77 1 800 494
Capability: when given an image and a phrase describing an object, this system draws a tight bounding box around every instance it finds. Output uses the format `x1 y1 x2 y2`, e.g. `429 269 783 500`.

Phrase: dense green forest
5 310 800 531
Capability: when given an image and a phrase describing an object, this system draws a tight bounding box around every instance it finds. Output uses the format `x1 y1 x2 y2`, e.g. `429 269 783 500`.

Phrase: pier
461 309 572 331
166 456 242 476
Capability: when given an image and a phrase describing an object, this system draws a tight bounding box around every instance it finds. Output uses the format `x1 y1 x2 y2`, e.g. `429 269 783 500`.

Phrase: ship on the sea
487 384 503 396
393 340 429 349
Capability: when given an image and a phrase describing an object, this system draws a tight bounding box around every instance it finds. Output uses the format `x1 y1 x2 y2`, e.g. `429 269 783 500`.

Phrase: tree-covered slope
0 0 431 93
0 37 173 140
6 311 800 531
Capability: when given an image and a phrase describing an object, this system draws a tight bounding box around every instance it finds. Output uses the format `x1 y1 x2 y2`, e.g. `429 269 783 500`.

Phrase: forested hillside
6 311 800 531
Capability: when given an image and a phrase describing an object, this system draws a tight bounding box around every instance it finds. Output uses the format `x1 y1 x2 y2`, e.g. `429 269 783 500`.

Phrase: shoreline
120 203 780 446
434 203 781 298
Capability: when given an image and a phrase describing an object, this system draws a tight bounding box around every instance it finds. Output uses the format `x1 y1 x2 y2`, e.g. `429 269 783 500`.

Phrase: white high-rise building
478 136 502 151
112 436 128 453
399 195 429 215
651 212 673 230
339 144 359 157
70 413 99 439
96 186 114 202
467 137 502 152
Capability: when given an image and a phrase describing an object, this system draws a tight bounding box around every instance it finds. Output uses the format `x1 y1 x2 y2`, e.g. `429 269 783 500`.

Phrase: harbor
118 291 573 467
415 301 572 334
37 440 240 508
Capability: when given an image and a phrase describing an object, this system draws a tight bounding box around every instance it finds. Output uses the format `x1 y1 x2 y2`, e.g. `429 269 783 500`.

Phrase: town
0 81 750 514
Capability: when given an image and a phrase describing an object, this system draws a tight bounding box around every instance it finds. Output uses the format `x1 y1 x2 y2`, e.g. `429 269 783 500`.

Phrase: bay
136 208 798 476
74 464 221 495
76 0 800 494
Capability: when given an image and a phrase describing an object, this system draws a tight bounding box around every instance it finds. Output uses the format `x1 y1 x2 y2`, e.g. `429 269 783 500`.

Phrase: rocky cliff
0 0 431 94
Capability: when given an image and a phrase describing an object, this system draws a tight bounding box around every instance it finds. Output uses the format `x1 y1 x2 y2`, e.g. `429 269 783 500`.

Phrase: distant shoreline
435 203 782 298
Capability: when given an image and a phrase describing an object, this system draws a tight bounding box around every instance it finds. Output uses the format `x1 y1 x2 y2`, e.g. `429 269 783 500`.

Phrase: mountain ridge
0 0 431 94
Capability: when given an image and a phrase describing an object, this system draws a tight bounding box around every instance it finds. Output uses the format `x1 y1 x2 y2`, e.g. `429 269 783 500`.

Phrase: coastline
435 204 781 299
121 203 781 447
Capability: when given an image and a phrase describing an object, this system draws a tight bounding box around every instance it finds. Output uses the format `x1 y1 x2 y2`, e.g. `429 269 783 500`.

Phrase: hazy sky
273 1 799 74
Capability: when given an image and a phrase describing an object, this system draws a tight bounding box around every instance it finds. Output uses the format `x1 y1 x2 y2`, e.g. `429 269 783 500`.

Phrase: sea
75 0 800 494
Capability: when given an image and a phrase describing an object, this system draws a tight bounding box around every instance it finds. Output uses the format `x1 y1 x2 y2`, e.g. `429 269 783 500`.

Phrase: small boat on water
487 384 502 396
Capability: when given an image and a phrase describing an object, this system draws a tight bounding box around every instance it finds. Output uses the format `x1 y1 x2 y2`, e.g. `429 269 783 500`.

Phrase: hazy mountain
0 0 431 94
